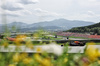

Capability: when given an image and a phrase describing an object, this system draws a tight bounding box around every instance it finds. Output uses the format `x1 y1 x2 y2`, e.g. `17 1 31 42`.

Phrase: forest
66 22 100 35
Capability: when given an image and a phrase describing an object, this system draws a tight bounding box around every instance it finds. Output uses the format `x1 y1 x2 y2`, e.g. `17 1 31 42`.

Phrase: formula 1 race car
69 41 86 46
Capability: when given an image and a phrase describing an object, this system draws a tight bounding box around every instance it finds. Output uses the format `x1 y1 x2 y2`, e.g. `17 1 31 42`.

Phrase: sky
0 0 100 24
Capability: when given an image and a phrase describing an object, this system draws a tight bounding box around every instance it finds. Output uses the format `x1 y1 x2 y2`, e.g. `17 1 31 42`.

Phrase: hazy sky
0 0 100 24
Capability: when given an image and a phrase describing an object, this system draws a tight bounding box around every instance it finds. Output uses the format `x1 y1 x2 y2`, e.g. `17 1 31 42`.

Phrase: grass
41 36 62 40
88 42 100 45
95 43 100 45
57 35 95 40
69 36 94 40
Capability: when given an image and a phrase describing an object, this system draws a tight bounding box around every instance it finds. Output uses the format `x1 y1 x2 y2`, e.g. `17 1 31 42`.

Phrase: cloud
1 0 100 23
4 10 22 17
0 9 32 17
77 0 100 7
83 11 100 17
1 3 24 11
87 11 95 16
0 8 2 14
21 10 32 15
34 8 62 17
0 0 36 17
0 0 39 11
63 10 100 22
19 0 39 4
0 0 24 11
33 8 64 22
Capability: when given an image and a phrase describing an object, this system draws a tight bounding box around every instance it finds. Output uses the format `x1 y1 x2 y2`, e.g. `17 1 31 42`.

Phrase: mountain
28 19 94 29
20 26 63 32
0 19 95 32
66 22 100 35
8 22 28 28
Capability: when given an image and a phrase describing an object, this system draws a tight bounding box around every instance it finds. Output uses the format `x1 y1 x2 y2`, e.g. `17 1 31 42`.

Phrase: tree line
66 22 100 35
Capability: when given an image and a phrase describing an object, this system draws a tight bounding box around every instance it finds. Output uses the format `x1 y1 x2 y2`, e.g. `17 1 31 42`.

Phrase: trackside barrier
1 45 99 53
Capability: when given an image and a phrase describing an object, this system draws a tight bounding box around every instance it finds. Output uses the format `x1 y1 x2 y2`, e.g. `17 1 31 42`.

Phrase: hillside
67 22 100 35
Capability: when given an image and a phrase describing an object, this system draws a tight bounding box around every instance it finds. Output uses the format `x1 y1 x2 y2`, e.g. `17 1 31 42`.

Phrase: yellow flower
15 35 26 46
28 44 34 49
14 39 21 46
26 40 32 45
13 53 20 62
23 57 32 64
64 58 68 63
15 35 26 45
16 35 26 39
97 50 100 57
86 42 95 45
26 40 34 49
36 47 42 52
41 58 51 66
85 45 98 61
8 64 16 66
98 60 100 64
19 53 28 60
97 51 100 64
2 41 8 47
34 54 42 63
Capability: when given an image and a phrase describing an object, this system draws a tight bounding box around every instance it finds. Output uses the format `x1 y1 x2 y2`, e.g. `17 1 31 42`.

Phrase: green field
69 36 94 40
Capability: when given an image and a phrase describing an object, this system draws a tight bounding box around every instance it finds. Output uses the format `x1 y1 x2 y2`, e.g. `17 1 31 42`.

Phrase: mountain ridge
0 19 95 32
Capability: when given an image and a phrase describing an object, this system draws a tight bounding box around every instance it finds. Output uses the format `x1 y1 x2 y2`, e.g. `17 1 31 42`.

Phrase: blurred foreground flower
8 64 16 66
64 58 68 63
1 34 100 66
2 40 8 47
86 42 95 45
2 41 8 47
26 40 34 49
14 35 26 46
34 54 42 63
34 54 52 66
86 43 100 62
98 60 100 64
36 47 42 52
23 57 33 64
20 53 28 60
16 35 26 41
40 58 52 66
13 53 20 62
